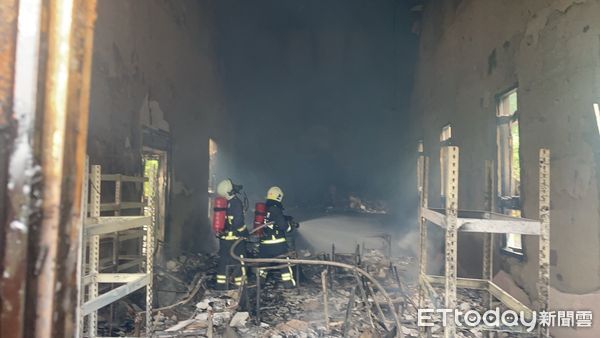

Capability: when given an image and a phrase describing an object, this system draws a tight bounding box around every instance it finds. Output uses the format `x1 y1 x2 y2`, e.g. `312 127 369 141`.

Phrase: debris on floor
149 248 420 337
105 239 529 337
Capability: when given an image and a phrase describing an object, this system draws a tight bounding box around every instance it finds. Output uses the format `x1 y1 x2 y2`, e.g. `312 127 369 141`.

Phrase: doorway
143 149 168 245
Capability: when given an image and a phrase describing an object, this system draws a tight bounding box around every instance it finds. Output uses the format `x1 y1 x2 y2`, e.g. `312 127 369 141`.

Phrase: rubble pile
159 252 214 290
143 246 523 337
152 252 219 332
151 248 423 337
92 252 217 336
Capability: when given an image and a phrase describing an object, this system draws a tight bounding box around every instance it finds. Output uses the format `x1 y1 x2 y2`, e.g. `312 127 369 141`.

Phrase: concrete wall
411 0 600 299
88 0 229 255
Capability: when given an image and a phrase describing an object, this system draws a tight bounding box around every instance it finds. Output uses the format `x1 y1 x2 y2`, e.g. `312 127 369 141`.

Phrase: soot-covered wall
411 0 600 298
88 0 230 254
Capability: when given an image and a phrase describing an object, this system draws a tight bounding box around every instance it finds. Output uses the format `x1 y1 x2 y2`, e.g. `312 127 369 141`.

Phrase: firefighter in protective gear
215 179 248 289
258 186 299 287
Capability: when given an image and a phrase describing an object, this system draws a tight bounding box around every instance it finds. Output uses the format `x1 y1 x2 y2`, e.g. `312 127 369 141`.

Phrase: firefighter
258 186 299 287
215 179 248 289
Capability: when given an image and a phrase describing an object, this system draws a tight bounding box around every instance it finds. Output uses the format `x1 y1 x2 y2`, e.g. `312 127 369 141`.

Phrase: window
496 89 523 256
208 138 218 194
143 149 167 243
440 124 452 202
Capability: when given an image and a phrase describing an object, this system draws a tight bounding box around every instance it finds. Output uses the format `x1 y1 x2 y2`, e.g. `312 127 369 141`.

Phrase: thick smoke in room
211 0 418 218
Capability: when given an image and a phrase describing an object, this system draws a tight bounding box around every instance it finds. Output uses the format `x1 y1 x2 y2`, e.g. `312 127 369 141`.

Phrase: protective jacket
216 196 248 288
259 199 296 286
218 196 248 240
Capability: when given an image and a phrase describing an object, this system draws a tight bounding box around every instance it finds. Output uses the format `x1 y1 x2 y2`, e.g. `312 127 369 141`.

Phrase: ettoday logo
418 308 593 332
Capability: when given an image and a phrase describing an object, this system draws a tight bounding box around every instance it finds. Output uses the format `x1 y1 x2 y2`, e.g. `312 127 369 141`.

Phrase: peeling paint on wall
412 0 600 295
139 94 170 132
521 0 588 48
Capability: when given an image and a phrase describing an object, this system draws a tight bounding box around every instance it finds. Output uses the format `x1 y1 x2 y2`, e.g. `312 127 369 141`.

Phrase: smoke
205 1 425 272
394 224 444 280
211 0 418 209
296 215 390 254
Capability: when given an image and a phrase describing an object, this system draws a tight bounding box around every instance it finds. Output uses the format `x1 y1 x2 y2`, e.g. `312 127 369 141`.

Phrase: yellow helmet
267 186 284 202
217 179 234 200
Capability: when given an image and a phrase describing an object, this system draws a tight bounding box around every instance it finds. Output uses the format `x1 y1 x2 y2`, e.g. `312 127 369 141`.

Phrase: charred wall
411 0 600 297
88 0 229 255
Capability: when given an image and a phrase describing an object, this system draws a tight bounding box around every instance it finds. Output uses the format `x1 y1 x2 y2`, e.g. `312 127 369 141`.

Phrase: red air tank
253 202 267 236
212 197 228 234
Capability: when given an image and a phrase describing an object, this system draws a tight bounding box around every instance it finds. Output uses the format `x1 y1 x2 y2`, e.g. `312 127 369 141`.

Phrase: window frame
495 88 525 258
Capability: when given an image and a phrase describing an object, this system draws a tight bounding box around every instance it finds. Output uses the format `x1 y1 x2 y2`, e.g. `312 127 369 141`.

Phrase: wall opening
143 149 167 245
496 89 523 256
208 138 218 222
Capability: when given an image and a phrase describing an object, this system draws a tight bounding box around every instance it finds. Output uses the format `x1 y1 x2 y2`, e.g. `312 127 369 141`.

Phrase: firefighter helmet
217 179 234 199
267 186 284 202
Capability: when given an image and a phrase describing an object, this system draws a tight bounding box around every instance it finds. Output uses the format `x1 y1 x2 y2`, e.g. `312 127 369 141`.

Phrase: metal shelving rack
99 173 146 272
77 161 156 338
417 145 550 338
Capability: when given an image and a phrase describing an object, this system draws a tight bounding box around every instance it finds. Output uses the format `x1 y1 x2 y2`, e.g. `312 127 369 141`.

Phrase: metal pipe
330 244 335 290
255 269 261 324
296 263 300 293
354 272 375 329
321 269 329 331
342 286 357 337
366 279 388 331
207 308 213 338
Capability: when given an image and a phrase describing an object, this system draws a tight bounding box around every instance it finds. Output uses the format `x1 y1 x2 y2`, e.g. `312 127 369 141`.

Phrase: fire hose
229 223 404 337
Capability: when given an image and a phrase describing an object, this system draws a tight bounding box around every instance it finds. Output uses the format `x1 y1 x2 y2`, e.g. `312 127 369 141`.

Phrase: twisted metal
229 224 403 337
